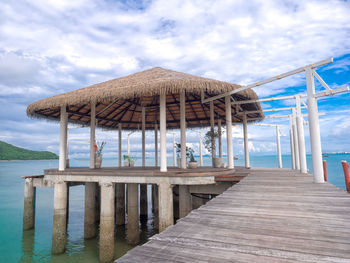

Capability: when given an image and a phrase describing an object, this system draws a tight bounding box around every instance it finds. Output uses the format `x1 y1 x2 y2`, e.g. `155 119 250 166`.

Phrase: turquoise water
0 154 349 262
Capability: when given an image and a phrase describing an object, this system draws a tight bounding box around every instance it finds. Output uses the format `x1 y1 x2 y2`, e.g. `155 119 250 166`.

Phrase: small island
0 140 58 160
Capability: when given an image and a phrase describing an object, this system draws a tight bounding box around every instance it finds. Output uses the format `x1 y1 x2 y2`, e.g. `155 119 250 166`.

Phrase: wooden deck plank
117 168 350 262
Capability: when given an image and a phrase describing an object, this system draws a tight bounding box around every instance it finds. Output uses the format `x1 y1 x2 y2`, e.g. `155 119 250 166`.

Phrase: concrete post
52 181 67 254
225 96 234 169
160 94 167 172
115 183 125 225
173 133 177 167
276 126 282 168
173 185 179 220
127 183 139 244
158 183 174 232
292 109 300 170
95 183 100 223
152 184 159 229
296 95 308 173
192 194 206 210
210 101 216 166
59 106 68 171
84 182 97 239
142 106 146 167
306 67 324 183
90 101 96 169
179 185 191 218
23 178 36 230
180 92 187 169
289 115 296 169
199 132 203 166
99 183 115 263
118 123 122 167
155 124 158 167
243 114 250 168
140 184 148 221
218 119 222 158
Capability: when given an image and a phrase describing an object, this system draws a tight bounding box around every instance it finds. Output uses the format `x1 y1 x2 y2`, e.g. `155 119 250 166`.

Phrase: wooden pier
117 168 350 262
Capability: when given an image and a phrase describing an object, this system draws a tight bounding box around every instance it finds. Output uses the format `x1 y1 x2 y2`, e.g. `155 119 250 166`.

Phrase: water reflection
21 229 35 263
21 198 157 262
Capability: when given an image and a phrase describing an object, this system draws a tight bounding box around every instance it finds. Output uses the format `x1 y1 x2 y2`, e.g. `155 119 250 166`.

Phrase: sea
0 153 349 263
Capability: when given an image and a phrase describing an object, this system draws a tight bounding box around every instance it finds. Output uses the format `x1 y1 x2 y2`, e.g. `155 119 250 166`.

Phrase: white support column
173 134 177 167
276 125 282 168
142 107 146 167
59 106 68 171
292 108 300 170
65 132 69 168
243 114 250 168
160 94 167 172
90 102 96 169
118 123 122 168
155 124 158 167
199 132 203 166
180 92 186 169
218 119 222 158
296 95 307 173
225 96 234 169
289 116 296 170
306 67 324 183
210 101 216 166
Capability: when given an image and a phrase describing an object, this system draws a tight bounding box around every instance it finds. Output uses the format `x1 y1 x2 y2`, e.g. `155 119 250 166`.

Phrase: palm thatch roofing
27 67 264 130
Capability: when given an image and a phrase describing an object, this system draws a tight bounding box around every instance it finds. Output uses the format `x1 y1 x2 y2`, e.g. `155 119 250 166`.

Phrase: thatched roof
27 67 263 130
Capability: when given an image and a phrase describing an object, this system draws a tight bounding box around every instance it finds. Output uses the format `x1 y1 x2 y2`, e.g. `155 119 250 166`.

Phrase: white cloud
0 0 349 158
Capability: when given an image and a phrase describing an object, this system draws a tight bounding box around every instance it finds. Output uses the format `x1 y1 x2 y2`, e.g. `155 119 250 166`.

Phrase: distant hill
0 141 58 160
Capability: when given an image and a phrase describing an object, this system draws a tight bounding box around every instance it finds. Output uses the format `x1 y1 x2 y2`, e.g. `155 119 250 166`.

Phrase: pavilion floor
42 166 248 183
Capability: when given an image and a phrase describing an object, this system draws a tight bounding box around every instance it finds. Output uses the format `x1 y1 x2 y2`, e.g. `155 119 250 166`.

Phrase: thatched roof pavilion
27 67 263 130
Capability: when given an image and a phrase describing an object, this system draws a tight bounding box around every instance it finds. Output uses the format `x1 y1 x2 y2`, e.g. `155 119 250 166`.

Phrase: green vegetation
0 140 58 160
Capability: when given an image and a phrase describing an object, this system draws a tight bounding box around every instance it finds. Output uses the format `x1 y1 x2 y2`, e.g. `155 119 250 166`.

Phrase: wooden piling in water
323 160 327 182
341 160 350 193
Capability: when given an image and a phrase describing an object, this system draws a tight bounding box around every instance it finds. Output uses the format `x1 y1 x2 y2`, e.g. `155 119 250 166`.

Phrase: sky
0 0 349 159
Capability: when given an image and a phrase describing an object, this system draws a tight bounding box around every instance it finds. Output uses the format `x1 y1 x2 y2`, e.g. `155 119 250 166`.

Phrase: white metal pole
210 101 216 166
173 133 176 167
127 134 130 156
142 107 146 167
292 108 300 170
118 123 122 167
160 94 167 172
296 95 307 173
289 116 296 170
202 58 333 103
306 67 324 183
276 125 282 168
243 114 250 168
155 124 158 167
199 131 203 167
218 119 222 158
59 106 68 171
225 96 234 169
65 129 69 167
89 102 96 169
180 92 187 169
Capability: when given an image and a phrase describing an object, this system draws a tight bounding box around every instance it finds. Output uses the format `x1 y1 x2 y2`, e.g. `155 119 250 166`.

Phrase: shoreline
0 159 58 162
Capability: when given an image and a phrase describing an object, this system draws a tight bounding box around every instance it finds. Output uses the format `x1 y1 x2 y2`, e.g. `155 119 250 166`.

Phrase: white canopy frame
200 58 349 183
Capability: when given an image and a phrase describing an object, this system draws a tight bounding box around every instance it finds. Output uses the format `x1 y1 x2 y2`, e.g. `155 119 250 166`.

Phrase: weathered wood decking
117 168 350 262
